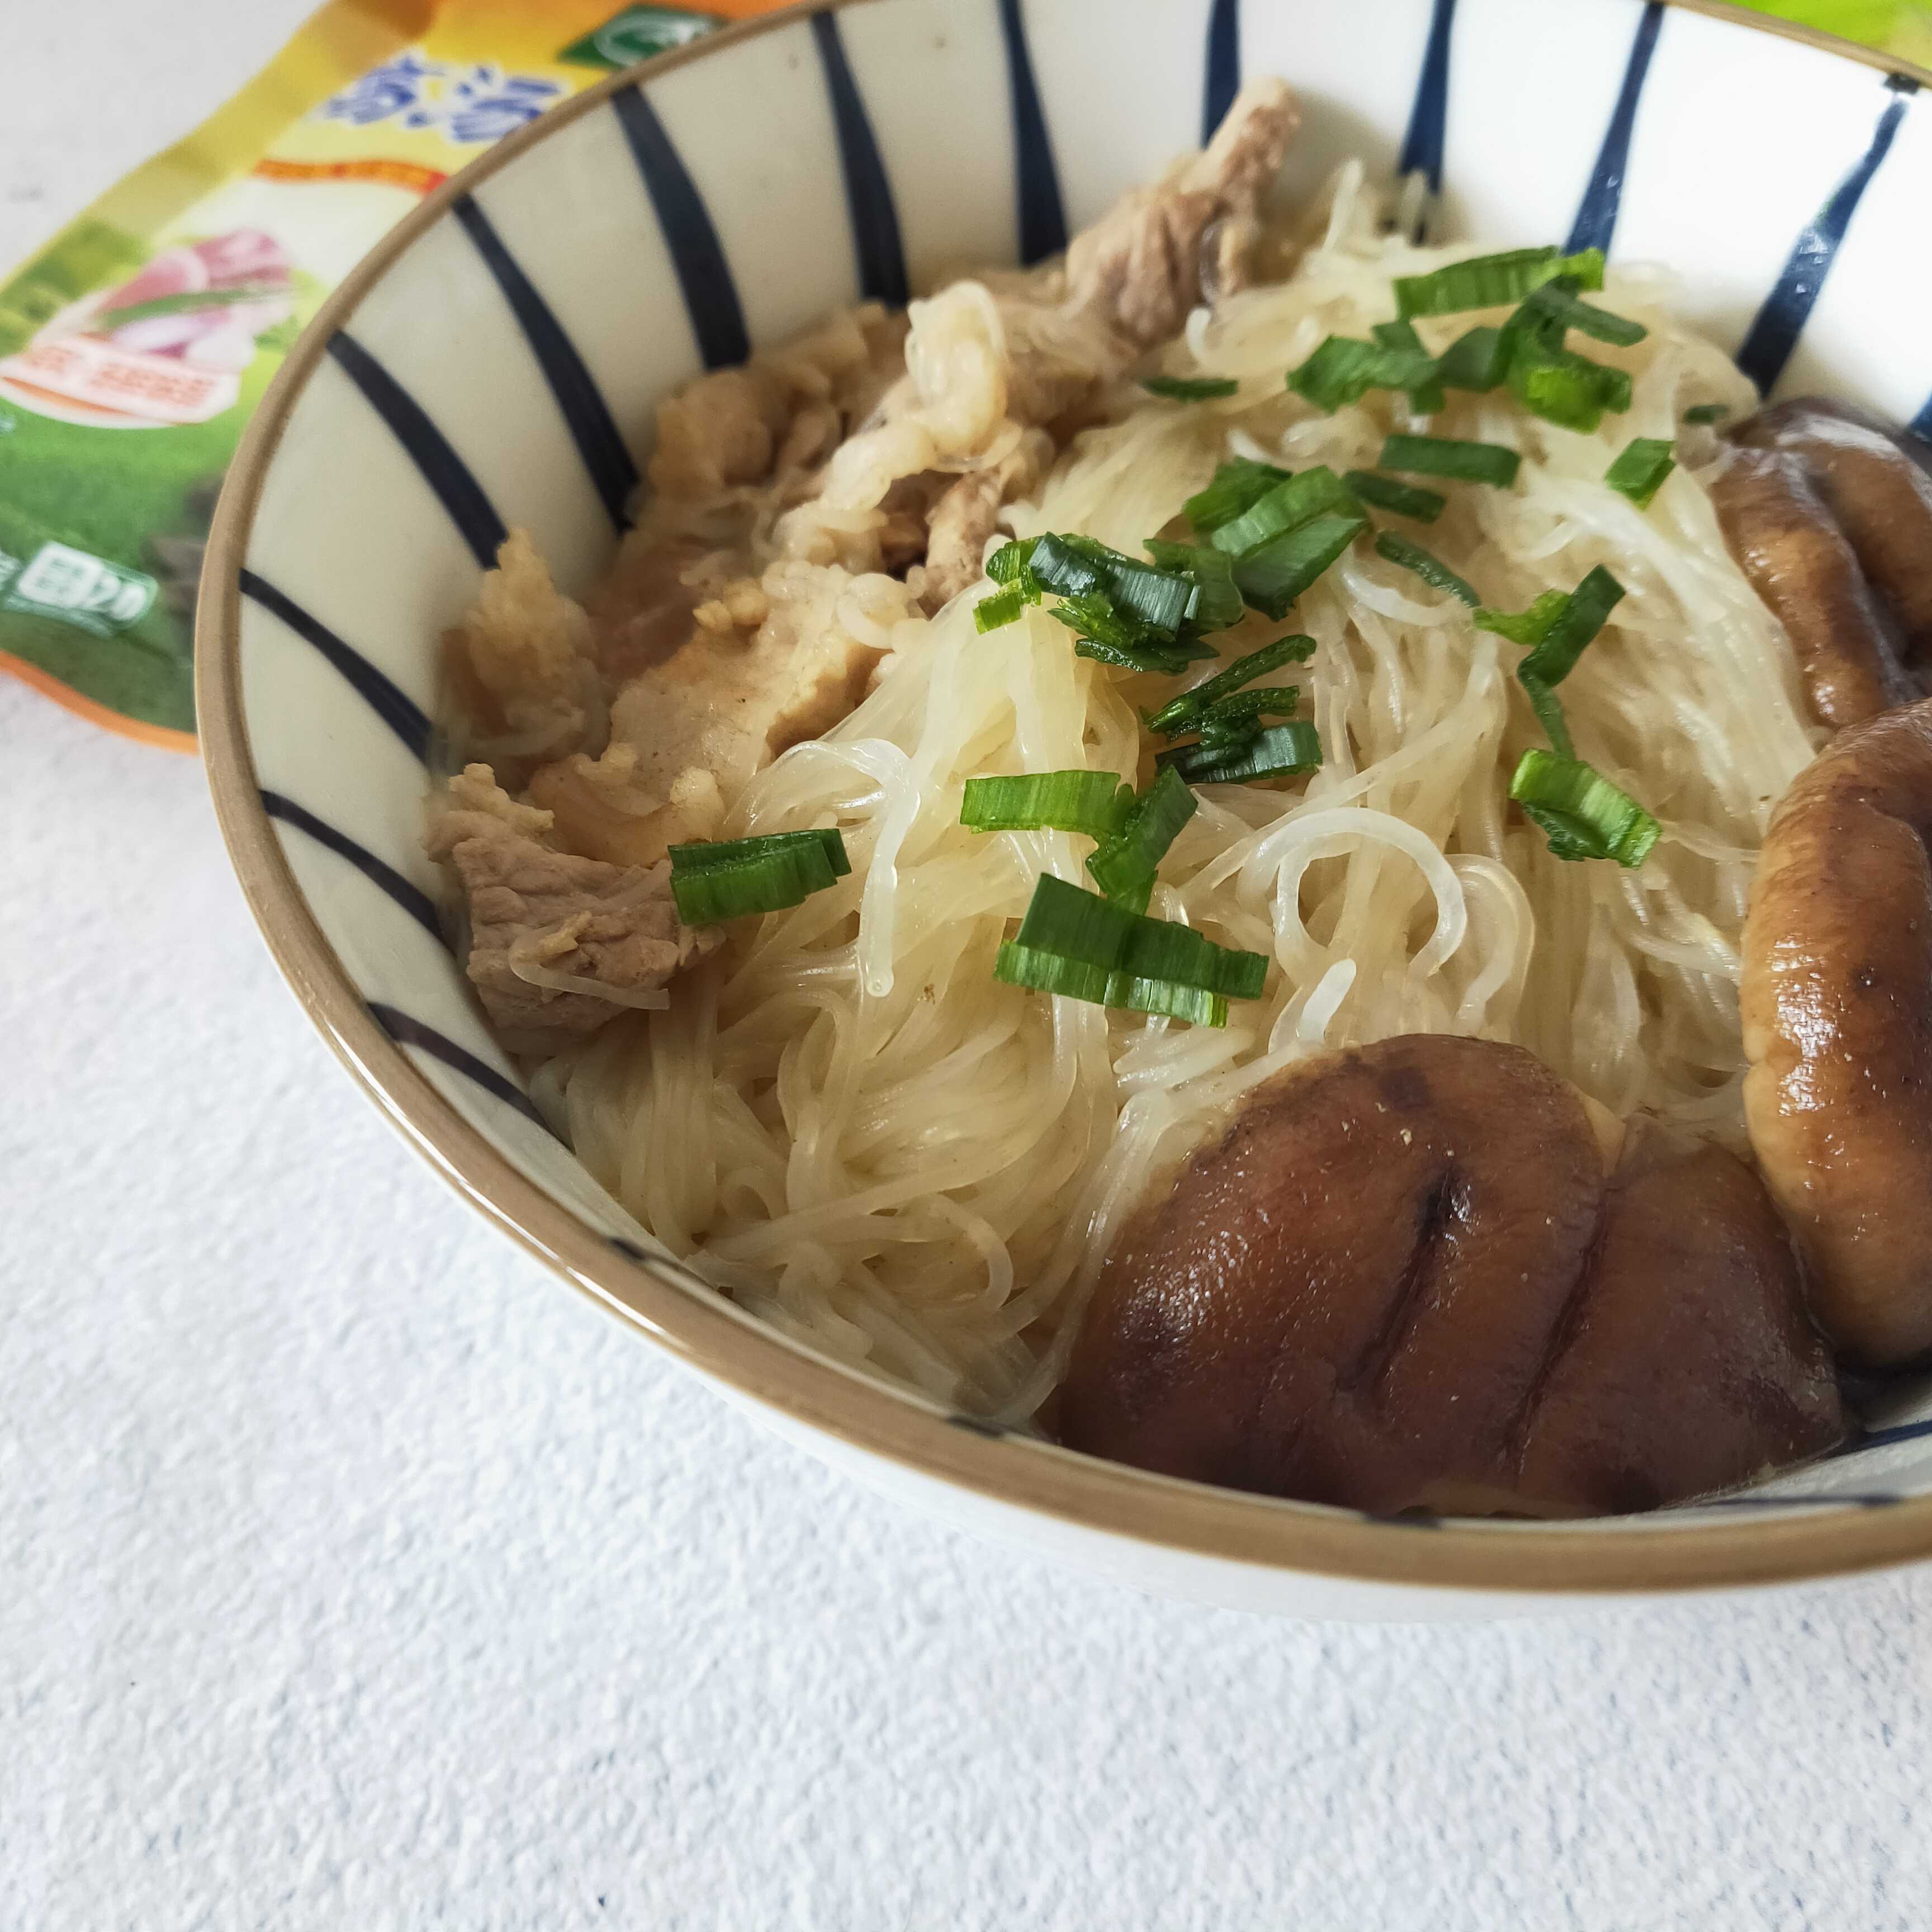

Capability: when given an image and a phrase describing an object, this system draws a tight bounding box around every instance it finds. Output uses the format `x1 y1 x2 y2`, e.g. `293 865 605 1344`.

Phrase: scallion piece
985 537 1042 593
960 770 1130 840
1394 246 1605 320
1208 466 1358 557
1184 458 1292 536
1377 433 1522 488
1194 685 1300 739
1519 565 1625 687
1509 749 1658 868
1007 874 1268 998
1086 766 1198 908
974 587 1027 633
994 942 1230 1026
1287 334 1440 414
1158 719 1323 786
1517 669 1574 760
669 828 851 925
1140 373 1240 400
1142 634 1316 736
1072 633 1215 676
1372 318 1447 414
1231 510 1370 619
1683 402 1730 425
1143 539 1245 633
1472 589 1569 645
1505 329 1631 432
1519 278 1648 348
1343 470 1446 523
1437 324 1509 392
1604 436 1676 509
1373 531 1479 605
1031 532 1199 634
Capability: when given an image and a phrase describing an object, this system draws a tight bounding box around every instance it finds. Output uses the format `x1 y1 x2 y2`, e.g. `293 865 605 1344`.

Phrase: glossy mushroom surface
1743 695 1932 1366
1710 444 1915 730
1060 1035 1843 1514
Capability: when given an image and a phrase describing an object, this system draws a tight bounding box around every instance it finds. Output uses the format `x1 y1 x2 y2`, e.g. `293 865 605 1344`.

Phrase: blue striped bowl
201 0 1932 1616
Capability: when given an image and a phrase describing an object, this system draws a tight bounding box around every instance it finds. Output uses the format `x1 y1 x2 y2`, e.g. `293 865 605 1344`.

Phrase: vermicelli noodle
525 163 1817 1422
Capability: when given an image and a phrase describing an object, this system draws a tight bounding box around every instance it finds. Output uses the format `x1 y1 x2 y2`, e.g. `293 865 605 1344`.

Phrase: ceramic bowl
202 0 1932 1617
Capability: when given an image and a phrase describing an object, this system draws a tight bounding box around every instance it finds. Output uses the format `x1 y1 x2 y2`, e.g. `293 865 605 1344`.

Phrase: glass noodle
536 163 1816 1422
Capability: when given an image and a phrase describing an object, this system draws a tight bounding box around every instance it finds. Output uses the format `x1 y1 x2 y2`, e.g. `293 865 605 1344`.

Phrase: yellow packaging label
0 0 784 748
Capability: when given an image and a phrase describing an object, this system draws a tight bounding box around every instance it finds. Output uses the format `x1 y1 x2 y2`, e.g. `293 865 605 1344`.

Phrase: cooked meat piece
529 562 897 868
1059 1035 1842 1515
919 429 1053 609
1729 397 1932 667
1742 696 1932 1365
446 529 599 766
1711 445 1915 730
1063 76 1298 355
428 766 716 1052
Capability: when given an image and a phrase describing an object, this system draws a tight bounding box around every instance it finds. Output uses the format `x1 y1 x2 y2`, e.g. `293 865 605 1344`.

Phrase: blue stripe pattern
238 568 430 760
1911 395 1932 441
326 332 508 571
1202 0 1240 146
609 84 750 369
810 12 909 307
452 195 638 534
1736 85 1912 396
1566 2 1664 257
1398 0 1458 200
996 0 1067 264
369 1002 544 1124
261 789 442 940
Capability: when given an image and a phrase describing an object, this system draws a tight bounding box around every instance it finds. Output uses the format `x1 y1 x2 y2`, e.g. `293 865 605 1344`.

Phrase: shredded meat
919 429 1054 609
429 766 715 1050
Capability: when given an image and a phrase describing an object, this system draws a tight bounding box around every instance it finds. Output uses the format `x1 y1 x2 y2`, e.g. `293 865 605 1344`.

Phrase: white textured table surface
8 8 1932 1928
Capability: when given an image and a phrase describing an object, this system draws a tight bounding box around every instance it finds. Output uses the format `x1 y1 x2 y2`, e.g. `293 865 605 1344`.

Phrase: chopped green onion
1072 633 1216 676
1140 373 1240 400
994 943 1229 1026
1604 436 1676 509
1377 433 1522 487
669 828 851 925
1183 458 1292 536
1518 278 1648 348
1086 767 1197 908
1519 566 1625 687
1683 402 1730 425
1030 533 1199 633
1142 634 1316 736
1373 531 1479 605
1372 318 1447 414
1231 510 1370 619
985 537 1042 593
1008 874 1268 998
1142 539 1245 633
1505 327 1631 432
1437 324 1509 392
1394 246 1605 320
1509 749 1658 868
1209 465 1358 557
974 587 1027 632
1472 588 1569 646
960 770 1130 839
1517 669 1574 759
1159 719 1323 786
1287 335 1440 414
1194 685 1300 739
1343 470 1446 523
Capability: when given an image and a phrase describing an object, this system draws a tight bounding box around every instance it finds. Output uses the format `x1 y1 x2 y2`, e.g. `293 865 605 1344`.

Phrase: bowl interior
206 0 1932 1594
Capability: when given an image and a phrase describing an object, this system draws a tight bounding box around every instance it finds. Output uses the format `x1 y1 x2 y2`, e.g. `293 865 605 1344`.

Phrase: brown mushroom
1710 444 1915 730
1730 398 1932 667
1059 1035 1843 1515
1742 695 1932 1366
